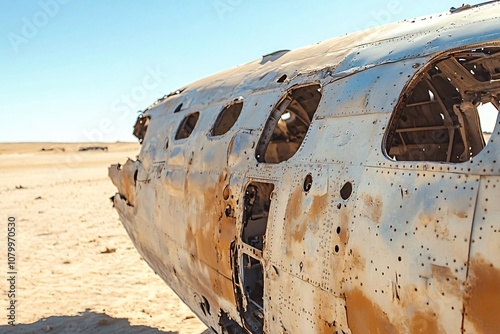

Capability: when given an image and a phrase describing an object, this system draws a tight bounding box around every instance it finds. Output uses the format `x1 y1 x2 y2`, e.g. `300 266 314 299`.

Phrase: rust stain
288 184 303 220
345 288 398 334
363 194 382 224
417 215 432 228
196 183 218 269
431 264 460 296
410 312 440 334
315 289 342 334
350 249 366 270
400 285 423 309
465 256 500 333
417 215 449 239
194 223 218 267
309 193 329 218
287 184 307 244
291 219 307 243
218 214 236 278
339 209 350 245
185 223 196 255
182 172 238 305
319 320 336 334
288 187 328 244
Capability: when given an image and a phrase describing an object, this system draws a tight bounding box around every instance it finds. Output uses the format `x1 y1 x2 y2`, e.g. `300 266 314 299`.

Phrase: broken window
211 99 243 136
255 83 322 163
385 47 500 162
175 112 199 140
133 114 150 144
242 182 274 251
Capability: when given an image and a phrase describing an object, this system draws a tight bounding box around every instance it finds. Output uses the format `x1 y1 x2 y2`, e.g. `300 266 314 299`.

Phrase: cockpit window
255 83 322 163
175 112 199 140
385 47 500 162
211 99 243 136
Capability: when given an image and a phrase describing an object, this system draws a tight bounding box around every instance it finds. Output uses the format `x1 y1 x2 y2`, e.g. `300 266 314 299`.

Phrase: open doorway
241 182 274 251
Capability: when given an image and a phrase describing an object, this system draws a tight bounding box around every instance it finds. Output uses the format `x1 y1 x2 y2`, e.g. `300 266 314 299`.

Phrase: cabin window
242 182 274 251
175 112 199 140
211 99 243 136
385 47 500 162
255 83 322 163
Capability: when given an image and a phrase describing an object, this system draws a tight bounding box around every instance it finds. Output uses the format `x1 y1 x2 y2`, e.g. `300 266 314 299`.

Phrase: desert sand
0 142 208 334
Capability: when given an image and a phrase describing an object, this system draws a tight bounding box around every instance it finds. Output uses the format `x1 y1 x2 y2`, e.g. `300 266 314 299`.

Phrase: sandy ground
0 143 208 334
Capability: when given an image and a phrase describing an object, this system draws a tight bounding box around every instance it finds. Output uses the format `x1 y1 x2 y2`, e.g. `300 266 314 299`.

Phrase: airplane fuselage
110 3 500 333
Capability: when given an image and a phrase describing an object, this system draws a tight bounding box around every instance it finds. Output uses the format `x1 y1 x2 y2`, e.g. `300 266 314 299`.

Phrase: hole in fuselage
340 182 353 200
303 174 313 192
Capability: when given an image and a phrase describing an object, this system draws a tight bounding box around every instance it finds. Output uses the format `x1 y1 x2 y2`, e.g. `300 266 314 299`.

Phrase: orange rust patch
431 264 460 296
309 193 329 218
286 184 307 244
339 209 350 245
363 194 382 225
350 250 366 270
219 214 236 278
291 219 307 243
417 215 432 228
410 311 440 334
465 257 500 333
345 288 397 334
288 184 303 220
194 221 218 272
184 223 196 254
315 288 341 334
319 320 336 334
184 172 237 304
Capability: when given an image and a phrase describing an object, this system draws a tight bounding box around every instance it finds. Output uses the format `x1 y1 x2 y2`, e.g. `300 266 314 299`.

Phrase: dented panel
110 3 500 334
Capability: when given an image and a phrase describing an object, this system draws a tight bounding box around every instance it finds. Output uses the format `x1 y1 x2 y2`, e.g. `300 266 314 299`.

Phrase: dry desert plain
0 142 208 334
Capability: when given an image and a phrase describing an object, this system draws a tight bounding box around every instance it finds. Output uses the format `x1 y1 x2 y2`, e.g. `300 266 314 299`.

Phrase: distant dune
0 142 208 334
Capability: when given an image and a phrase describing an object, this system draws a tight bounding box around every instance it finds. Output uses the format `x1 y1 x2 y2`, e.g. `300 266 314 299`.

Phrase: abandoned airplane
109 2 500 333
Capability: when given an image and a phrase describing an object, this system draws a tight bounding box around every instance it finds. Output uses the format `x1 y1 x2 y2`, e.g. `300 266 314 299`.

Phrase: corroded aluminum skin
110 3 500 333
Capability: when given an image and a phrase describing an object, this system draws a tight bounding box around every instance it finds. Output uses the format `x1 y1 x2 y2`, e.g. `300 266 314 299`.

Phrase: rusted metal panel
279 165 329 287
464 175 500 334
317 59 429 119
296 114 386 167
348 168 479 333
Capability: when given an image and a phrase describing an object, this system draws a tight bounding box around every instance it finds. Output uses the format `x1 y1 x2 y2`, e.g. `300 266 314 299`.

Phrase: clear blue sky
0 1 470 142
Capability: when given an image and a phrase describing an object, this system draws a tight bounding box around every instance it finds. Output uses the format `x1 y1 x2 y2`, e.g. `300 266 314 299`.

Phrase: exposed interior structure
242 182 274 251
241 254 264 334
385 47 500 162
234 181 274 334
255 83 322 163
211 99 243 136
219 311 246 334
175 112 199 140
133 114 150 144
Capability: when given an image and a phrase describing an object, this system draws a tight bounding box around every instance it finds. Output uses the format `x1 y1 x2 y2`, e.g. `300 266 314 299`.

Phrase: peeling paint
464 257 500 334
362 194 383 225
410 311 440 334
345 288 398 334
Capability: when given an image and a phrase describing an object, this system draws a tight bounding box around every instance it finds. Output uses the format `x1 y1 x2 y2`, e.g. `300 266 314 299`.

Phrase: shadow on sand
1 309 213 334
